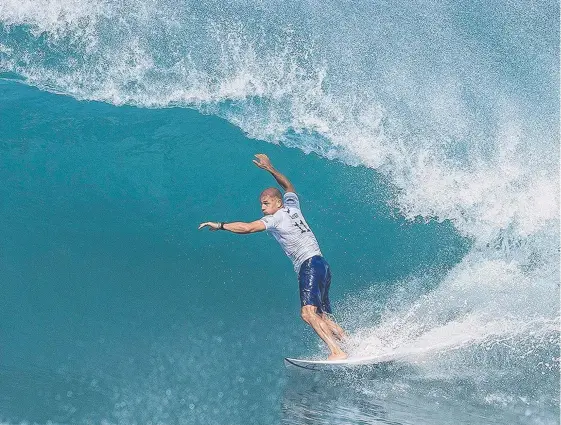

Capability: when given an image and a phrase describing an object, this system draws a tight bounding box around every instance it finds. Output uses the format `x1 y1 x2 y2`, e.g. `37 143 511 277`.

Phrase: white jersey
260 192 322 272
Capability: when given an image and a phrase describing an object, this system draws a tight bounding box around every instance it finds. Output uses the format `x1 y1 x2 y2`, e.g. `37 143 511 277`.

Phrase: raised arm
198 220 265 234
253 154 295 193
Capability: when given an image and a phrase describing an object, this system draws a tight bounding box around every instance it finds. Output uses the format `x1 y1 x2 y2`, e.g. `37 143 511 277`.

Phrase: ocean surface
0 1 559 424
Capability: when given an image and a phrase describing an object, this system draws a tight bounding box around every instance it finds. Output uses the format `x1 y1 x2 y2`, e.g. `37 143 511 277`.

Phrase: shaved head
260 187 283 215
260 187 282 201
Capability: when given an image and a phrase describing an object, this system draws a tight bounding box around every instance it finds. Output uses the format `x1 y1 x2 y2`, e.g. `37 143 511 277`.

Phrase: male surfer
198 154 347 360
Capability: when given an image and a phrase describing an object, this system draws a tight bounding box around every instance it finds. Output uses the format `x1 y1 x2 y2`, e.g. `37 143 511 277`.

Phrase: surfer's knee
300 305 318 324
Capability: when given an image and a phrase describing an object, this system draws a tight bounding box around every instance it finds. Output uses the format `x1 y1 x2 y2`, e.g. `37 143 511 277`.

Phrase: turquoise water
0 1 559 424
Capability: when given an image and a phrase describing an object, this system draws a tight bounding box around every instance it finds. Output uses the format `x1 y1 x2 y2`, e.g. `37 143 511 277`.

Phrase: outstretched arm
253 154 295 193
198 220 265 234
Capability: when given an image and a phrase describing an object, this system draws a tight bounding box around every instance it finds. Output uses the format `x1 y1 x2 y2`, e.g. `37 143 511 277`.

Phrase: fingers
253 159 266 169
199 222 220 231
254 153 269 161
253 153 271 169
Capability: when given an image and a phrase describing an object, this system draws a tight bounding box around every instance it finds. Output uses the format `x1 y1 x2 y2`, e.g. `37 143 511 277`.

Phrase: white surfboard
284 353 397 371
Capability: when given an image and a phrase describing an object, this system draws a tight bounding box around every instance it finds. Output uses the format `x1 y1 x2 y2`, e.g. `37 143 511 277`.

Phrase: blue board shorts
298 255 332 314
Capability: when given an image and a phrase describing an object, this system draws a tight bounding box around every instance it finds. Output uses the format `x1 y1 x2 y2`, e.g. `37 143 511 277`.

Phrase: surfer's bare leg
322 313 347 341
301 305 347 360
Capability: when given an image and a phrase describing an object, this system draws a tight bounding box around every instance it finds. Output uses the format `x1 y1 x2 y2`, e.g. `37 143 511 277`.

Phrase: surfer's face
260 195 282 215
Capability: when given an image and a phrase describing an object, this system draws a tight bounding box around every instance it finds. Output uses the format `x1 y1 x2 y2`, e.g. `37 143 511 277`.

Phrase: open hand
253 154 273 171
198 222 220 231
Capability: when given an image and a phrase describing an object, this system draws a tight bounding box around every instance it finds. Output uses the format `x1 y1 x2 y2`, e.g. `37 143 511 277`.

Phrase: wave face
1 1 559 423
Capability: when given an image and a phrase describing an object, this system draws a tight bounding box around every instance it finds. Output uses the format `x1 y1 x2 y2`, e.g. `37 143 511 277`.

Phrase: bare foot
328 352 348 361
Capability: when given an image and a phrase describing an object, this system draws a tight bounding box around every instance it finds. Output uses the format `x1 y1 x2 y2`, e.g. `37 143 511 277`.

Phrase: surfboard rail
284 353 398 371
